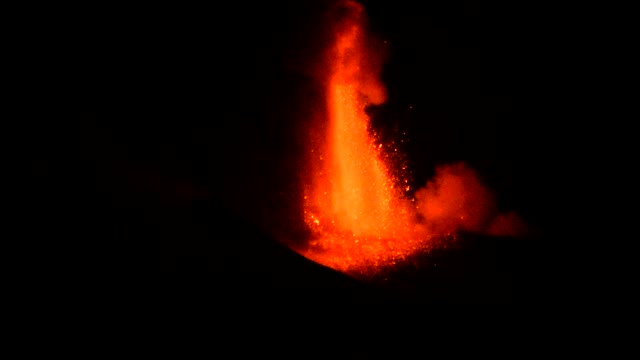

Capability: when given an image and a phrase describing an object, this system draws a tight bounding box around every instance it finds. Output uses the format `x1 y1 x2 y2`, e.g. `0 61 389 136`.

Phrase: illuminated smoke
293 0 525 276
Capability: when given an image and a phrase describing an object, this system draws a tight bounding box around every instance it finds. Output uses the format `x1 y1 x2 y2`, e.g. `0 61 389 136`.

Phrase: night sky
29 1 569 305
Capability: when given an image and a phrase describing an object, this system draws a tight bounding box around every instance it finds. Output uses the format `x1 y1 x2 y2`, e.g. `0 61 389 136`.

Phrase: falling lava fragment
295 0 525 277
300 0 428 276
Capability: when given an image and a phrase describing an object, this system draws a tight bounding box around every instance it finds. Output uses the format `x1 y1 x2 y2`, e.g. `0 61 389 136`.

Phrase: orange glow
295 0 525 276
300 0 420 274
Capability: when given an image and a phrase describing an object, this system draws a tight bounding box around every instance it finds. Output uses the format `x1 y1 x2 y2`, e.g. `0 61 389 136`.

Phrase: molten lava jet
295 0 525 276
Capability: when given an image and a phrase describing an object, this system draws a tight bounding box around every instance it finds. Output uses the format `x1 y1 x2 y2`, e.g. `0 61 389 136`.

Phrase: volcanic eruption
292 0 525 276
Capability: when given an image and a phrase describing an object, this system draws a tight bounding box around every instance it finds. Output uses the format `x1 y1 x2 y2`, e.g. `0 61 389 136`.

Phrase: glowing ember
295 0 525 276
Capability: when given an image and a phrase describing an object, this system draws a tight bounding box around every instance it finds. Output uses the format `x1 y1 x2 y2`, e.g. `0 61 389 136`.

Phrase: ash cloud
414 162 527 238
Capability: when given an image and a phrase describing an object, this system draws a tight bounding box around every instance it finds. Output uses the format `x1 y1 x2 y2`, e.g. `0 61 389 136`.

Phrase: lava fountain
295 0 525 276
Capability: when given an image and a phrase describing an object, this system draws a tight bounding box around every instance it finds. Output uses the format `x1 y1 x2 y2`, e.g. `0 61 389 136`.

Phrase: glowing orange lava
301 0 423 274
297 0 525 276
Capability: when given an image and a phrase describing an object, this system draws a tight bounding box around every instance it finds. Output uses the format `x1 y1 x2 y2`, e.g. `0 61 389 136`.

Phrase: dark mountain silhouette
26 1 566 305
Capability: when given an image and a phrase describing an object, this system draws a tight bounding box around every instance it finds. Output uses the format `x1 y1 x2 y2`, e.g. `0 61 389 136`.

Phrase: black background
27 0 571 305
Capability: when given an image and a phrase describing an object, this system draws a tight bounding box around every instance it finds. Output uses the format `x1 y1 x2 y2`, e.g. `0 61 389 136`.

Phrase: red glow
295 0 525 276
